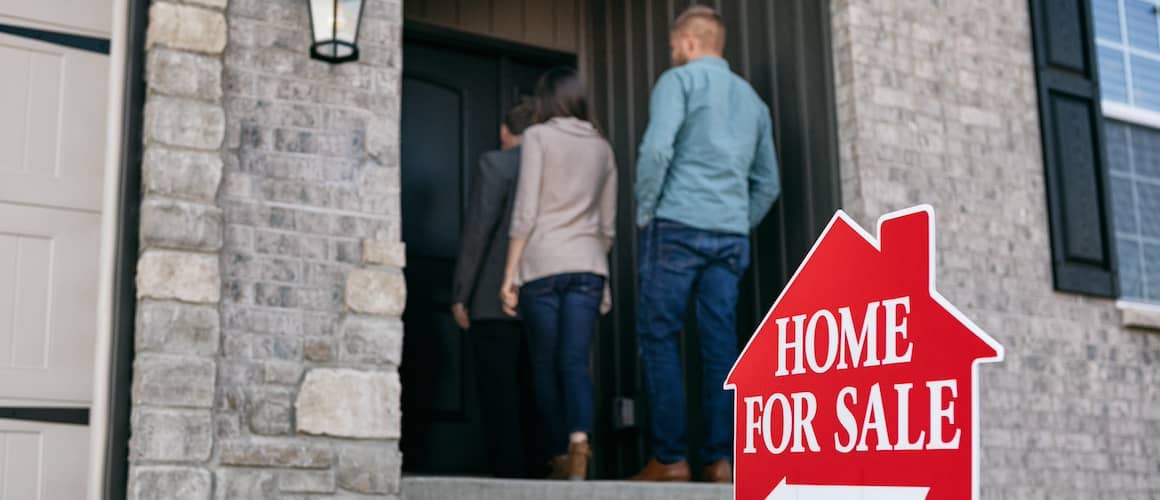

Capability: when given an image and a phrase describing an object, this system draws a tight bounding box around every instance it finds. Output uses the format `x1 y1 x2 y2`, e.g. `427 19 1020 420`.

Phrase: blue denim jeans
519 272 604 458
637 219 750 464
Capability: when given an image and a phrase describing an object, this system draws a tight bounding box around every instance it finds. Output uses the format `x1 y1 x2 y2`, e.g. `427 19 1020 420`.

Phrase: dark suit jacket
452 146 520 321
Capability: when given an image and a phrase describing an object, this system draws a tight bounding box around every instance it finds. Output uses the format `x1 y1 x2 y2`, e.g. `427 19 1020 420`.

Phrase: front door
0 1 113 497
399 34 569 475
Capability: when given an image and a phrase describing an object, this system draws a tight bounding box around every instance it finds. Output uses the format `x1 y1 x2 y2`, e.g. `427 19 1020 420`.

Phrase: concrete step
401 476 732 500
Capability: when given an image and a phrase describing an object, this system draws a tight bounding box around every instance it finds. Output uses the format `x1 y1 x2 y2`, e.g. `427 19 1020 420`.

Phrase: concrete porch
401 477 732 500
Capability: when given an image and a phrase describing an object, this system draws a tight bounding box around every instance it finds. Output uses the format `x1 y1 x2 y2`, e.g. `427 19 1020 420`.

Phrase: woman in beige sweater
500 67 616 481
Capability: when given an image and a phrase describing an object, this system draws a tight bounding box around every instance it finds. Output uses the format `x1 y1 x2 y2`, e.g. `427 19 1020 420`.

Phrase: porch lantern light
308 0 364 63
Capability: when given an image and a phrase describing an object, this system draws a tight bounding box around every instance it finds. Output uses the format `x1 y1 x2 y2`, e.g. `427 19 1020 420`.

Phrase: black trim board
404 20 576 63
0 23 110 54
102 0 148 497
0 407 89 426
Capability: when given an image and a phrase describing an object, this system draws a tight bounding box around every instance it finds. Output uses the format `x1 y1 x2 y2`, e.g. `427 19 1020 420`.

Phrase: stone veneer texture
128 0 406 498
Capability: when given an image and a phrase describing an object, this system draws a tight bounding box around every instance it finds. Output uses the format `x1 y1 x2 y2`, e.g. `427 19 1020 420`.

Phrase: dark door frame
403 20 577 124
103 0 149 497
404 21 576 67
399 23 578 476
403 21 578 215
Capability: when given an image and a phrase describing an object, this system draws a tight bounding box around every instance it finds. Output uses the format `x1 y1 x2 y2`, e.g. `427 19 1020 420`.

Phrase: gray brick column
129 0 404 498
129 2 227 499
830 1 1160 498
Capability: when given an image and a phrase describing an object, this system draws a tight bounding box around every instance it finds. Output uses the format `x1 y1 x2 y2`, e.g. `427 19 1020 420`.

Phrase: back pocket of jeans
572 274 605 296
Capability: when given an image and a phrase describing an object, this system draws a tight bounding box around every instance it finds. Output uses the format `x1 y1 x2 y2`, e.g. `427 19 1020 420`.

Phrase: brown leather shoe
567 441 590 480
702 459 732 483
629 458 691 481
547 455 568 479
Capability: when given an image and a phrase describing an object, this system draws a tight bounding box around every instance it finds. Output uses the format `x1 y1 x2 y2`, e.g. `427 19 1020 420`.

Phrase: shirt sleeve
748 111 781 228
451 154 507 305
635 70 686 227
599 145 618 250
509 128 543 240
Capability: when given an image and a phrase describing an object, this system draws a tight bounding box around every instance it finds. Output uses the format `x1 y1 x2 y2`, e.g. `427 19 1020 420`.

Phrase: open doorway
398 25 575 475
399 0 839 480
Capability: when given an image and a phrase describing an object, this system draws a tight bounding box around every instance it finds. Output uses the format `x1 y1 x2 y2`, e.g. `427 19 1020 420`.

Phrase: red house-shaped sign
725 206 1003 500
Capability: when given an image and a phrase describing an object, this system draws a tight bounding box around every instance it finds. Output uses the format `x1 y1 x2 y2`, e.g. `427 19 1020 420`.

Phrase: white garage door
0 1 112 498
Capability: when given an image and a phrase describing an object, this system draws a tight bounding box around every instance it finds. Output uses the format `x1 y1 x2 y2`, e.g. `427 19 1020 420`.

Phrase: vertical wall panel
404 0 424 19
646 0 667 88
717 0 745 73
490 0 525 41
555 0 578 54
523 0 556 48
406 0 579 53
424 0 458 25
457 0 492 34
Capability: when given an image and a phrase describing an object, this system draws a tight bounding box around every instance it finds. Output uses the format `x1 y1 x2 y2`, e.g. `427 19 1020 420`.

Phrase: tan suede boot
566 441 590 480
548 455 569 479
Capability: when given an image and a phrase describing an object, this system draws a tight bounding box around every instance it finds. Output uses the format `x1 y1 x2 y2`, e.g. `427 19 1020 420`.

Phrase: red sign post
725 206 1003 500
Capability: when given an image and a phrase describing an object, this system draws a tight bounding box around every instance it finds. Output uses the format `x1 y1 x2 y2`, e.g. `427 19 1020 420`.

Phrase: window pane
1145 243 1160 301
1106 120 1160 301
1098 45 1130 103
1118 238 1143 299
1093 0 1122 42
1128 121 1160 178
310 0 336 40
1125 0 1159 50
1130 54 1160 110
335 0 363 43
1137 181 1160 240
1105 121 1131 174
1110 173 1138 233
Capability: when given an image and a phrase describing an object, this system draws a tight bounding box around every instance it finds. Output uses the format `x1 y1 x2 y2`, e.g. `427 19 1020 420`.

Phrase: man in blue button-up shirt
631 5 780 484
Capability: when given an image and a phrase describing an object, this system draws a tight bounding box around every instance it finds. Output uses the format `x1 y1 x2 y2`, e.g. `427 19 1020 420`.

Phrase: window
1095 0 1160 110
1094 0 1160 302
1104 121 1160 301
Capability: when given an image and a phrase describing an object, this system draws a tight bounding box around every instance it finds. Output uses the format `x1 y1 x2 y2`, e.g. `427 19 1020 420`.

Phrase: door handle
611 397 635 430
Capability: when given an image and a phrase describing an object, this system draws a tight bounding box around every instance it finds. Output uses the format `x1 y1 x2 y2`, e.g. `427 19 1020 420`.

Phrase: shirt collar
688 56 728 69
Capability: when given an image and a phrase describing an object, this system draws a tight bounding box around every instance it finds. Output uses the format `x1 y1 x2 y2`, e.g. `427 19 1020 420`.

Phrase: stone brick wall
129 0 405 498
830 1 1160 498
130 1 227 498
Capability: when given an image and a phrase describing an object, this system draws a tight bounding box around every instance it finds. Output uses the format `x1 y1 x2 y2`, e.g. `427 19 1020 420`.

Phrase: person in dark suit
451 100 537 478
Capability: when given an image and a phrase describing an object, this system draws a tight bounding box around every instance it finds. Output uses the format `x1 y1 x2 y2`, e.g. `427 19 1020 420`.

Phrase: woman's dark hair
504 99 536 135
534 67 590 123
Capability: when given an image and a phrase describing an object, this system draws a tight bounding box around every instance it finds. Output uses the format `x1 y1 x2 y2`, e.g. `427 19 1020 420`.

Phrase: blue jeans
519 272 604 458
637 219 749 464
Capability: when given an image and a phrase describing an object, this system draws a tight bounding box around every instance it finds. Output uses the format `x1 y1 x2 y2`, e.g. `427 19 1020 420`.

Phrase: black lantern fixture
308 0 364 63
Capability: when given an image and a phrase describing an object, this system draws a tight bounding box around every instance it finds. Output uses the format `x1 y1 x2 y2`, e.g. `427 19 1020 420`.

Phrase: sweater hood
545 117 601 137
